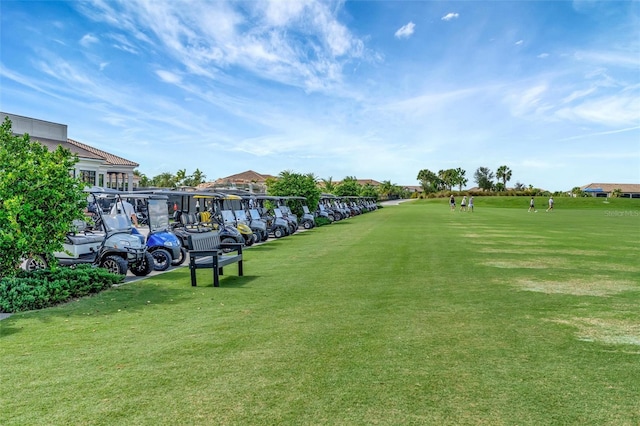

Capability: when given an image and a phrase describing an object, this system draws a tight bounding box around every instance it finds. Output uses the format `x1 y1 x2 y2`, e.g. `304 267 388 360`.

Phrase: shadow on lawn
0 271 258 338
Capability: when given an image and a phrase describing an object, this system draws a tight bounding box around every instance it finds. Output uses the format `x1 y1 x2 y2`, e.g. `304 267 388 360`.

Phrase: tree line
135 168 207 188
135 169 409 201
417 165 522 194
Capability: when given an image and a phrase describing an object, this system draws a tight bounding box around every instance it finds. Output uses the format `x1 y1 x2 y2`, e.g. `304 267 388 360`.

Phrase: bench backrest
187 231 221 251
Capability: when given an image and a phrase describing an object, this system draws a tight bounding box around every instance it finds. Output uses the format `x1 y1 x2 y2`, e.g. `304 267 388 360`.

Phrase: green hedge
315 217 332 227
0 265 124 313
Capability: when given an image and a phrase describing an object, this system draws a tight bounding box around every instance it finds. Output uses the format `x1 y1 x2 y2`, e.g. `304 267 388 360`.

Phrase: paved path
380 198 414 206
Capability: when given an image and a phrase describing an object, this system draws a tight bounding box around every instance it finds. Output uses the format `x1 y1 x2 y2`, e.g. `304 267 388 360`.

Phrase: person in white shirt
111 200 139 226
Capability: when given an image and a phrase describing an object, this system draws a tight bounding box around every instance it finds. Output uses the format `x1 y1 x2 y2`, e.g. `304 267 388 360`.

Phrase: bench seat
187 231 243 287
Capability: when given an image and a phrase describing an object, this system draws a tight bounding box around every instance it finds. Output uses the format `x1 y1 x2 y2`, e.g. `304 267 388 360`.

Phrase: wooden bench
187 231 243 287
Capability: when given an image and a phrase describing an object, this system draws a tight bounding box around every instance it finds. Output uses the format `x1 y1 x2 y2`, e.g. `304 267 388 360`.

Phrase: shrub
315 217 332 227
0 265 123 313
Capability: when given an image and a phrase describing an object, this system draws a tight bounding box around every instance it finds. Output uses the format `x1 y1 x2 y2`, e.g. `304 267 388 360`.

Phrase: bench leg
213 270 220 287
238 259 243 276
213 259 220 287
189 260 197 287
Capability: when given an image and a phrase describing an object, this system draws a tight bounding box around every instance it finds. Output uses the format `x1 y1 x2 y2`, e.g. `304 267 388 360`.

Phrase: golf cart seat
181 212 211 233
65 219 105 244
66 233 105 245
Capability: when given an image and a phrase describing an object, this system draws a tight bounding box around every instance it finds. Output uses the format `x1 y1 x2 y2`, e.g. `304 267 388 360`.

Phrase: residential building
580 183 640 198
2 112 138 190
197 170 275 193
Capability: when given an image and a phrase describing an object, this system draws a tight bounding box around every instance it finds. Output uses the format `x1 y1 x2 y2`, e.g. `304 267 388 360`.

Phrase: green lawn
2 197 639 425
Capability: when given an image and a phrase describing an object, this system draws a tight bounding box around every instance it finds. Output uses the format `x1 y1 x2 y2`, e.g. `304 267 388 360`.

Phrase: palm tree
321 177 337 193
496 165 512 191
152 172 176 188
378 180 393 200
453 168 467 191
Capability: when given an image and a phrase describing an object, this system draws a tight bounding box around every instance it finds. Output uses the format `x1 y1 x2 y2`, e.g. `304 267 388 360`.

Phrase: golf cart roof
138 189 224 198
121 192 168 201
83 186 122 194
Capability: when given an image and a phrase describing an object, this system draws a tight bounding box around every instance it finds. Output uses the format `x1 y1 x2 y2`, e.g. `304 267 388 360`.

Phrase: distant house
334 178 382 187
2 112 139 190
197 170 275 193
403 185 423 194
580 183 640 198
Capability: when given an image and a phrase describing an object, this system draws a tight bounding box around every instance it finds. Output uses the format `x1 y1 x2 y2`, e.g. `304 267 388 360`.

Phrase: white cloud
99 62 109 71
441 13 459 21
574 50 640 68
394 22 415 39
562 87 597 104
504 84 549 117
79 33 99 47
556 94 640 127
77 1 367 94
515 40 524 46
538 53 549 59
156 70 182 84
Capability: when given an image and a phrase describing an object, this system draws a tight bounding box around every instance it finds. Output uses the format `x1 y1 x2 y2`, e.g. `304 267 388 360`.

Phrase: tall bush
266 171 321 216
0 117 86 276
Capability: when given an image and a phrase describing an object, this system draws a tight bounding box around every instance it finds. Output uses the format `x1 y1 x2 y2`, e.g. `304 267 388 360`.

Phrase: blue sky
1 0 638 191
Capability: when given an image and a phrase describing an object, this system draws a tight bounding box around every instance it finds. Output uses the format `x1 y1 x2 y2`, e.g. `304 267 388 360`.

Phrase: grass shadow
0 267 257 337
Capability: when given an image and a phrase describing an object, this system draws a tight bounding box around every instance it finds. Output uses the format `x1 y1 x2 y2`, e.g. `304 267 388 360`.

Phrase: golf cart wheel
261 231 269 242
100 255 128 276
251 233 260 245
171 247 188 266
24 255 48 271
274 227 285 239
303 220 313 229
244 235 254 247
151 248 172 272
220 237 238 253
130 252 154 276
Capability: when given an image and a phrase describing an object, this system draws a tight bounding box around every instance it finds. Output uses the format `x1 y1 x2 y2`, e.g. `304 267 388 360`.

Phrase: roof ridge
67 138 138 167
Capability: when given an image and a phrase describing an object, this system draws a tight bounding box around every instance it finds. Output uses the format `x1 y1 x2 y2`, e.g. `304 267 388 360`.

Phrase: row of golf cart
317 194 378 222
23 187 378 278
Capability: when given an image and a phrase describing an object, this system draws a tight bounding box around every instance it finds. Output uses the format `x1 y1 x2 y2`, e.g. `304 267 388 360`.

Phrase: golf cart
255 195 290 239
127 193 186 271
287 196 315 229
24 187 154 277
239 194 269 242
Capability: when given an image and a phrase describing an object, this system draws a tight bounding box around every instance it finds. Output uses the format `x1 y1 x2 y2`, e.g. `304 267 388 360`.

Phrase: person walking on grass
460 195 467 212
528 197 535 212
546 196 554 212
450 195 455 211
468 196 474 212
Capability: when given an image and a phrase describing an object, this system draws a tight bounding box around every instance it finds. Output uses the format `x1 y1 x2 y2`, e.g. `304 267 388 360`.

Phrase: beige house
197 170 275 193
3 112 139 190
580 183 640 198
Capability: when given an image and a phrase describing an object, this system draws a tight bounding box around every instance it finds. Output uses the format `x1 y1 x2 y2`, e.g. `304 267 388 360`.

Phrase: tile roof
580 183 640 193
333 179 382 186
32 136 104 161
67 138 139 167
197 170 275 188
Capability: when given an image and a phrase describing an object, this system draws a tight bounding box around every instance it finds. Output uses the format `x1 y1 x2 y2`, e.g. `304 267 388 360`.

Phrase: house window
79 170 96 185
99 174 104 187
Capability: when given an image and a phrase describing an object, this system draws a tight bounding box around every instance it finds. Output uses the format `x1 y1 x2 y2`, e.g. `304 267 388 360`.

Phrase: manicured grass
1 198 639 425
